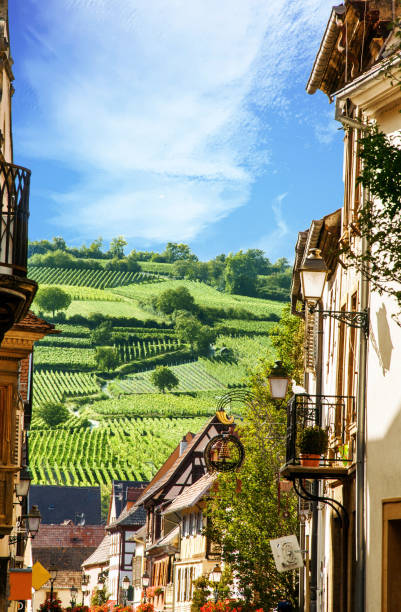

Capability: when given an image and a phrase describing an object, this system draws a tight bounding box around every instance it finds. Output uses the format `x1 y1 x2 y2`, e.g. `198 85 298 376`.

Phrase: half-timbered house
132 415 225 612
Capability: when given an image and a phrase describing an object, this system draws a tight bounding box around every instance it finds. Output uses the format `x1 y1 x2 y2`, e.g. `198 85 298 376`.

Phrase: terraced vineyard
33 370 101 407
29 258 284 487
29 266 158 288
112 279 283 318
113 361 225 394
115 336 181 362
28 416 208 485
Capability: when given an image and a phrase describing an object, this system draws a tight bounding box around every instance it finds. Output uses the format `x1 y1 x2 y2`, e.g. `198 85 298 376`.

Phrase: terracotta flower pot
300 453 321 467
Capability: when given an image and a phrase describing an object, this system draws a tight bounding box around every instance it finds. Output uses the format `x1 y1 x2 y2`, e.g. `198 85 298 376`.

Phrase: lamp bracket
292 478 349 528
309 306 369 336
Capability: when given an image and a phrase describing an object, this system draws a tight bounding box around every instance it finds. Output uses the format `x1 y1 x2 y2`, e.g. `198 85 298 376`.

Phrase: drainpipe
355 185 368 611
310 303 324 612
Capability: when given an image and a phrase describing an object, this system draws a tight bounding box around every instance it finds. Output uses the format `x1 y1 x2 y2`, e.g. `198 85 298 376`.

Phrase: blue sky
10 0 344 262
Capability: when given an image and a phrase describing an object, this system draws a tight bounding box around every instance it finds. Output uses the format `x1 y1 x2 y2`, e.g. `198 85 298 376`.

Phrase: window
197 511 203 534
183 515 189 537
382 500 401 611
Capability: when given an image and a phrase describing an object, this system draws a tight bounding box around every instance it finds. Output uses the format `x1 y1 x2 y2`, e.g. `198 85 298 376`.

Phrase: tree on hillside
175 313 202 349
163 242 198 262
155 286 196 315
95 347 119 371
195 326 216 357
91 321 113 346
88 237 104 257
52 236 67 251
38 401 69 427
224 251 258 296
206 308 303 610
175 312 216 355
35 286 72 317
151 366 179 393
109 236 127 259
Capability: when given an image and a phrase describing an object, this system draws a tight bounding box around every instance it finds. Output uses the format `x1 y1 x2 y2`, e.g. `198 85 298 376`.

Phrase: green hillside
28 246 288 488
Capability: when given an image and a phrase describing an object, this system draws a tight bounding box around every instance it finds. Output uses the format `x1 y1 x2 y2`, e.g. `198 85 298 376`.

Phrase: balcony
280 394 354 481
0 161 37 341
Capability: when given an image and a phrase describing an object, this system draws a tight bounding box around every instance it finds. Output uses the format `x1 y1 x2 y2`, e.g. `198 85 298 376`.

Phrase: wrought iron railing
285 394 355 467
0 162 31 276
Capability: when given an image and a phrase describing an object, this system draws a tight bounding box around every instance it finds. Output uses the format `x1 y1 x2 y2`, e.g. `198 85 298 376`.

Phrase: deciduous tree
95 347 119 371
35 286 72 317
38 401 69 427
150 366 179 393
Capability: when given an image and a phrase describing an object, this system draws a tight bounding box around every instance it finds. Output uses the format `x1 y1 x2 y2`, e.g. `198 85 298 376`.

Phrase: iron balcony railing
285 394 355 467
0 161 31 276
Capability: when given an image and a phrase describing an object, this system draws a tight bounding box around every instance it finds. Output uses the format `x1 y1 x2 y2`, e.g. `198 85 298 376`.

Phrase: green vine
340 125 401 317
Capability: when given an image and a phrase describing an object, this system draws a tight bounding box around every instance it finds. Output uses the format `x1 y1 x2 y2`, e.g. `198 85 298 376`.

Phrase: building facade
286 1 401 610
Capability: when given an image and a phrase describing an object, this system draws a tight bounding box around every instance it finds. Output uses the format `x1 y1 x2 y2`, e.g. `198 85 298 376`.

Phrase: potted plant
298 426 328 467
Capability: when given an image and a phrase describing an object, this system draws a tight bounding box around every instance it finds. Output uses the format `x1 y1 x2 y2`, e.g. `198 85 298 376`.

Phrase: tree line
28 237 291 301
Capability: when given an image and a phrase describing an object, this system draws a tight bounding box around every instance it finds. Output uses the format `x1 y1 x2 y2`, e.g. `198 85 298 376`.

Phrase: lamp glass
70 586 78 595
142 573 150 588
122 576 130 591
15 477 30 498
25 505 41 537
49 567 58 581
269 377 289 400
209 564 222 583
299 249 328 302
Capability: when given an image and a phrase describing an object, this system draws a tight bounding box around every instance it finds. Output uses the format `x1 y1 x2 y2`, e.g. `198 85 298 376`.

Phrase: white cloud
254 193 291 260
16 0 331 242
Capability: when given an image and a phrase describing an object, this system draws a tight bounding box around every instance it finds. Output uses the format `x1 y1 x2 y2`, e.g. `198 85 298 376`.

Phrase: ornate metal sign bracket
319 308 369 337
292 478 349 528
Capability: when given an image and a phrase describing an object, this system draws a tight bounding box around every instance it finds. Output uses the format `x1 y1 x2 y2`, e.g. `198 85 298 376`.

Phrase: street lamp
15 466 32 502
122 576 130 606
268 361 290 400
299 248 369 335
209 564 222 603
49 566 58 604
23 505 42 539
142 572 150 603
299 248 328 303
70 585 78 608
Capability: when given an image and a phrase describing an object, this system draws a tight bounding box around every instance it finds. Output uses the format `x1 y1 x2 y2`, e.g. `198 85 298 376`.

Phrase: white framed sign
270 535 304 572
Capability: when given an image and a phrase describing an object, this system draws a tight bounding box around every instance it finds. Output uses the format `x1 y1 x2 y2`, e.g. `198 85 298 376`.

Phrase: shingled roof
30 485 102 525
108 505 147 529
82 534 111 568
163 472 216 515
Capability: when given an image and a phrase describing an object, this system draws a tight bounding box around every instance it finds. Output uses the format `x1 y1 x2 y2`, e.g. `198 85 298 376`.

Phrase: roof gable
138 415 225 506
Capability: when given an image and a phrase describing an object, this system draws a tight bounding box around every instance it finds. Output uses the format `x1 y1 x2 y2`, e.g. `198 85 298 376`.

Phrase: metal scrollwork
204 432 245 473
320 308 369 336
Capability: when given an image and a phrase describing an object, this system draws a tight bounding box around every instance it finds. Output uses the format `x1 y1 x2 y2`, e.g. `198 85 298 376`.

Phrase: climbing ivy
341 125 401 314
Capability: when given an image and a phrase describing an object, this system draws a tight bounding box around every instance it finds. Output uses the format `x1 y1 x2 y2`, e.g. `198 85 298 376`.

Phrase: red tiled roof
14 311 60 334
33 524 105 548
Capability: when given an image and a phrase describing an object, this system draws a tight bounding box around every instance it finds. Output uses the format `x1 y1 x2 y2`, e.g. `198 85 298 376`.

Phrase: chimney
179 437 188 456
